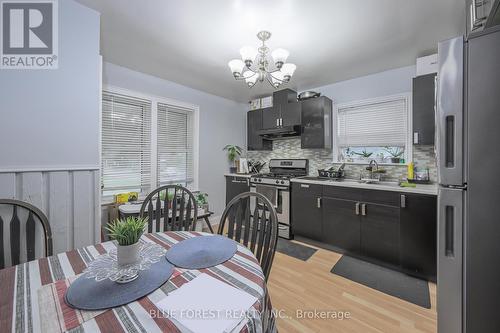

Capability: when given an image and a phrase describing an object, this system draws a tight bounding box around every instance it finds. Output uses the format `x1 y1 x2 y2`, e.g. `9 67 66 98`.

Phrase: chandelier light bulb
281 63 296 81
240 46 258 66
228 59 245 77
271 48 289 69
271 71 284 88
244 71 258 87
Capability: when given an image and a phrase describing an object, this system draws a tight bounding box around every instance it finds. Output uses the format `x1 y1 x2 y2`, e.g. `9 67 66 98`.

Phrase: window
101 92 152 195
157 103 194 187
334 94 411 164
101 88 198 198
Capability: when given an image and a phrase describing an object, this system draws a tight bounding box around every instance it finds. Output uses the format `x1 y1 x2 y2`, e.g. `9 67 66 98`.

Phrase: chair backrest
218 192 278 281
139 185 198 232
0 199 53 269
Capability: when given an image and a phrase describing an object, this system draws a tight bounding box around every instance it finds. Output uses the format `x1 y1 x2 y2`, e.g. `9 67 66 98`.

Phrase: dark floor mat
277 238 317 261
331 256 431 308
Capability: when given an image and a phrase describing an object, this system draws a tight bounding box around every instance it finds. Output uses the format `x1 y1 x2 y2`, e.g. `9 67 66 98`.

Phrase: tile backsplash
246 138 437 182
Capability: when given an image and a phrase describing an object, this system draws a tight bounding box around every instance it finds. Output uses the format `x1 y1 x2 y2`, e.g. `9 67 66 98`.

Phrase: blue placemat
166 235 238 269
65 258 174 310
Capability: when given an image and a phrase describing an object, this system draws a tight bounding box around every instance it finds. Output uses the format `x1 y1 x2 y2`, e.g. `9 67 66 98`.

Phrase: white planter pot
117 242 141 266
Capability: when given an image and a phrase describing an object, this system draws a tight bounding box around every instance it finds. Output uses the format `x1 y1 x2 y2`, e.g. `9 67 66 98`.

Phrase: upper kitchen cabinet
301 96 333 149
412 73 436 145
247 109 272 151
262 89 301 129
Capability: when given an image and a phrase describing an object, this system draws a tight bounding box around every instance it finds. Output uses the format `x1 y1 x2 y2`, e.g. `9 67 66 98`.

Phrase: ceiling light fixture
227 31 296 88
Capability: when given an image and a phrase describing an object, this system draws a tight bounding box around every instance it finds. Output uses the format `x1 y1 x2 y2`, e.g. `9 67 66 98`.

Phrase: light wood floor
267 240 437 333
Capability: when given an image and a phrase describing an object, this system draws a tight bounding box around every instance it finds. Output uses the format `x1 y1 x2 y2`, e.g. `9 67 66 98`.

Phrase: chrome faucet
367 160 379 179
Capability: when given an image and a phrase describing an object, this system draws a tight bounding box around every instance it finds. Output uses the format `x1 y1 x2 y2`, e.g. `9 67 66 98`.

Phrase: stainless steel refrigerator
437 28 500 333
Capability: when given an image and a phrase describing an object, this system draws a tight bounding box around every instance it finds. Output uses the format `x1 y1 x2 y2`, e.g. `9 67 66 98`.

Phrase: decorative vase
229 166 237 173
117 242 141 266
390 157 401 164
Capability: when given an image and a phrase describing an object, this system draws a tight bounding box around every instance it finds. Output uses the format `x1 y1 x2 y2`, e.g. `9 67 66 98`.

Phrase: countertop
291 177 438 196
224 173 254 178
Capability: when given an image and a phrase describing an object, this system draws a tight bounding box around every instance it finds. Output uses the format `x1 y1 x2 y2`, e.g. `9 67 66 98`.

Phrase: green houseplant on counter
384 146 405 164
105 217 148 266
223 144 242 173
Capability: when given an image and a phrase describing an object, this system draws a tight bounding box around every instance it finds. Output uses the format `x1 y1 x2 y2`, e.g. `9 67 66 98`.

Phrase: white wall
309 65 416 104
0 0 101 254
102 62 247 216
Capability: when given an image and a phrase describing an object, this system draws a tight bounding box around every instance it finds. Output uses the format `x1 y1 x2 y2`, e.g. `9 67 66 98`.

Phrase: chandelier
227 31 296 88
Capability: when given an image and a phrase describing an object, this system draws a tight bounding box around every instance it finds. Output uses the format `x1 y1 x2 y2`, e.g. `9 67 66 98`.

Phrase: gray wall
0 0 101 254
102 62 247 216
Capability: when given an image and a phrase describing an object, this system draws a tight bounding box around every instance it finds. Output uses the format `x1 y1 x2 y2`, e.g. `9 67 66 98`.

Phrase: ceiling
76 0 466 103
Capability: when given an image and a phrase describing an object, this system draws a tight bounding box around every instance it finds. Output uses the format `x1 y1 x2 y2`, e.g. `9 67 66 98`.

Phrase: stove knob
258 179 262 182
281 180 285 184
276 180 279 184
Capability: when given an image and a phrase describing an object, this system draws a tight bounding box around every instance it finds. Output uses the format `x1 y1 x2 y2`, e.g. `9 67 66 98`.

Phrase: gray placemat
166 235 238 269
331 256 431 308
65 258 174 310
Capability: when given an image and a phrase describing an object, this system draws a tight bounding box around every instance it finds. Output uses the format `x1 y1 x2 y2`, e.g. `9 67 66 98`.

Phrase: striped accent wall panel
0 170 100 263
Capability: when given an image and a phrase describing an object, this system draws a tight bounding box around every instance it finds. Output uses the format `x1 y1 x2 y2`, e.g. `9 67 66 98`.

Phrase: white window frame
332 93 413 165
101 85 200 201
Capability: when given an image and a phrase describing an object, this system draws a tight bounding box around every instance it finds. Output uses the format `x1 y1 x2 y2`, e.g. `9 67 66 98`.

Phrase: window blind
337 97 408 147
157 103 194 186
101 92 152 193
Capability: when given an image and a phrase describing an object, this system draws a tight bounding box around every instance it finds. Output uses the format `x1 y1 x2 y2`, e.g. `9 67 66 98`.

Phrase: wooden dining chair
218 192 279 281
139 185 198 232
0 199 53 269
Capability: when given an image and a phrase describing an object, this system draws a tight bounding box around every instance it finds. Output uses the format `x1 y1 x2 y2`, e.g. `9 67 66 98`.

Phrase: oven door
250 183 290 238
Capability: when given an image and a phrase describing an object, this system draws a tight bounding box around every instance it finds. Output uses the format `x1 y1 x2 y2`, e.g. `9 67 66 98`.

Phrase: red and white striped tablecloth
0 231 276 333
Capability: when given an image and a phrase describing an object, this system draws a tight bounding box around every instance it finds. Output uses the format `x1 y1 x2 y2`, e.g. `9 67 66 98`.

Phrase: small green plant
384 146 404 158
352 148 373 158
223 145 242 162
196 192 208 205
105 217 148 246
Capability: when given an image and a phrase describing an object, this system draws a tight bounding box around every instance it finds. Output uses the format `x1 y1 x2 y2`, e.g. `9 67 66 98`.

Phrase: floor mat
331 256 431 308
276 238 317 261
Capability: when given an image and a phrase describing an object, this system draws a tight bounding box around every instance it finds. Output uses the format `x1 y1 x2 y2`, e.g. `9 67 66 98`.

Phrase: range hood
258 125 302 140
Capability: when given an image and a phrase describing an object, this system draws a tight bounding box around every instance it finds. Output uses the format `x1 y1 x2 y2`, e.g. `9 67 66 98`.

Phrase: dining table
0 231 276 333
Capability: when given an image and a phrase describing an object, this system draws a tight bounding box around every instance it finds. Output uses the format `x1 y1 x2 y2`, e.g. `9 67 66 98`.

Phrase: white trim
96 55 103 243
333 93 413 164
101 84 200 194
0 165 100 173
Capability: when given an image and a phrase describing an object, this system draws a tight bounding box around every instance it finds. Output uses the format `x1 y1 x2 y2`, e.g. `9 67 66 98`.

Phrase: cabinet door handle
276 118 279 127
317 197 321 208
413 132 419 144
400 194 406 208
361 203 367 216
355 202 360 215
280 118 283 126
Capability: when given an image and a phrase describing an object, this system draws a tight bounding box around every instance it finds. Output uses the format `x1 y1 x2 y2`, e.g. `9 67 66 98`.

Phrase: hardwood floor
267 240 437 333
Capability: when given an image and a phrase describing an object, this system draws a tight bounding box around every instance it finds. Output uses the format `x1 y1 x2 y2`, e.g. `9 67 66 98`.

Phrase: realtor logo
1 0 58 69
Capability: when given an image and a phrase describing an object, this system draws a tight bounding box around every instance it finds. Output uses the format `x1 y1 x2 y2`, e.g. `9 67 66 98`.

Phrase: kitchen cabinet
290 182 437 279
360 202 400 265
290 183 322 240
322 197 360 254
225 176 250 205
412 73 436 145
301 96 333 149
400 193 437 281
247 109 272 151
262 89 300 129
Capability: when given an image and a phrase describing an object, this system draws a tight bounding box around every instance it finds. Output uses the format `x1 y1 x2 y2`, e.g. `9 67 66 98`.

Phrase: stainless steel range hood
257 125 302 140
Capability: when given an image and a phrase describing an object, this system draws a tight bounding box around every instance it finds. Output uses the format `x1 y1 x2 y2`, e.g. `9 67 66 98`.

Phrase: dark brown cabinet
247 109 272 151
400 193 437 281
262 89 301 129
412 73 436 145
322 197 360 254
290 183 322 240
262 106 281 129
360 202 400 265
301 96 333 149
225 176 250 205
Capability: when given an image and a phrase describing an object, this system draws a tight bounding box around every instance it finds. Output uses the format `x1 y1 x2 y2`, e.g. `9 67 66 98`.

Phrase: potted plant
196 192 209 213
105 217 148 266
384 146 405 163
352 148 373 161
223 145 242 173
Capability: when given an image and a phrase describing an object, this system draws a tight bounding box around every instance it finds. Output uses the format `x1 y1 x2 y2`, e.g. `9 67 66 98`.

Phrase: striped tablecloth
0 231 276 333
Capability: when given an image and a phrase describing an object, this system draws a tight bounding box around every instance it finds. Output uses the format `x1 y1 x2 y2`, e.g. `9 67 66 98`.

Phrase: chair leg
204 216 214 233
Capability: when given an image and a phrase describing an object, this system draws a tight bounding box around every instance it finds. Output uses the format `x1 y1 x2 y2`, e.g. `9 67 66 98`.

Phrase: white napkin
156 273 258 333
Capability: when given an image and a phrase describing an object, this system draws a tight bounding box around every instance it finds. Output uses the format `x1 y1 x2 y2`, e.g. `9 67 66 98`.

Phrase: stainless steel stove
250 159 308 239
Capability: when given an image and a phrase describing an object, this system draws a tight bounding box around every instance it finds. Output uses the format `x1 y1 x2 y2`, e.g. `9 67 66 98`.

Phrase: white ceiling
76 0 465 103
